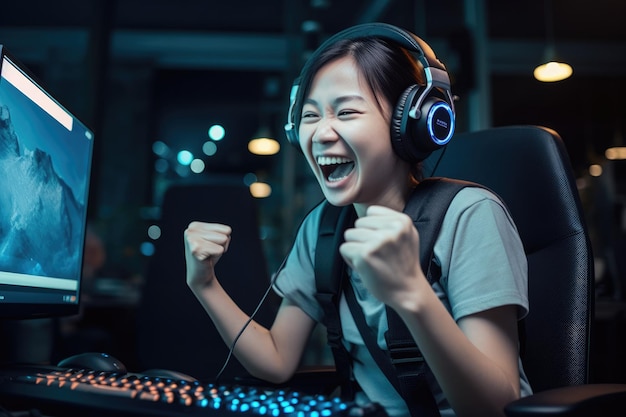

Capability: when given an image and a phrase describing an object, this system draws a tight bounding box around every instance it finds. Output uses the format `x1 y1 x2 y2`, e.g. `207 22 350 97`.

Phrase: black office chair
423 125 626 416
134 181 279 381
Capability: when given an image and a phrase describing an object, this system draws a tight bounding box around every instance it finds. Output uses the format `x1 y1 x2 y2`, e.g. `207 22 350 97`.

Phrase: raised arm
184 221 315 383
340 205 521 417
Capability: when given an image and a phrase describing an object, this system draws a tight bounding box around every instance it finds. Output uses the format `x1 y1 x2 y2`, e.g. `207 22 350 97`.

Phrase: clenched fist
339 205 427 309
184 221 232 290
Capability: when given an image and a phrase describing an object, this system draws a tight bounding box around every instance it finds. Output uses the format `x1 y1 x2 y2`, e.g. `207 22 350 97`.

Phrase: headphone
284 22 455 163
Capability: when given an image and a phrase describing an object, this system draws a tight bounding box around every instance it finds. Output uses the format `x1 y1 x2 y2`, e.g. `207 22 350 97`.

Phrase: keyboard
0 365 387 417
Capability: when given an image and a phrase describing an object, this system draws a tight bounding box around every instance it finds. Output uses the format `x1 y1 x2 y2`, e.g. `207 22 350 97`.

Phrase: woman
184 23 531 417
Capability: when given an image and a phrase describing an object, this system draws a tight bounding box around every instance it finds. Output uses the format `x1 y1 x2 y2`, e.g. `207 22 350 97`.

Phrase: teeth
317 156 352 166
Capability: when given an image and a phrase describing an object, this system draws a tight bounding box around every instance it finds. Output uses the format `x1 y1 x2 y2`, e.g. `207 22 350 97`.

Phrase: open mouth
317 156 355 182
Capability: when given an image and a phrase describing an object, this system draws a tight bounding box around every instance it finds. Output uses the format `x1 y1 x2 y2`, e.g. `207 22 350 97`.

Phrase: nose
311 117 339 145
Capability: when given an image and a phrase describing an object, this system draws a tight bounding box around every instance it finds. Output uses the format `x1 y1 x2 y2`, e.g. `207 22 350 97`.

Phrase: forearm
184 222 306 382
394 284 520 417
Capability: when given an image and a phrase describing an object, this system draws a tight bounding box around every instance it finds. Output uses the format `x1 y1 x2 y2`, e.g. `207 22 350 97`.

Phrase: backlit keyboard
0 366 387 417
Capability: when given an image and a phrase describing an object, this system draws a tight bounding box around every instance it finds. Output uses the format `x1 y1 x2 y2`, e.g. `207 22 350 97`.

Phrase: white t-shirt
273 187 532 417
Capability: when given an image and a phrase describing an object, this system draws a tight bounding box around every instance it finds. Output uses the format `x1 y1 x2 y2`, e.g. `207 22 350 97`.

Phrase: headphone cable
428 144 448 178
213 258 286 385
214 144 449 384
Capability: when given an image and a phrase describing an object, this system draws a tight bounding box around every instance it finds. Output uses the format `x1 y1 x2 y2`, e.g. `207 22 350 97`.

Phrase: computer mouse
57 352 128 373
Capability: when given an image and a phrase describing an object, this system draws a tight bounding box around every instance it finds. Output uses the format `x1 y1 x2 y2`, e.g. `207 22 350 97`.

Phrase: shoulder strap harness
314 177 480 417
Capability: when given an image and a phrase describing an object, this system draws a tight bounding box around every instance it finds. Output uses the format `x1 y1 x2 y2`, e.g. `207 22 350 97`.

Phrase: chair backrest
424 125 594 392
135 181 278 381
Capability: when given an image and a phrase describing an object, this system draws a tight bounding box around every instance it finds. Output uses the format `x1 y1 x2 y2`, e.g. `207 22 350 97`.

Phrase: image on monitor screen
0 46 94 319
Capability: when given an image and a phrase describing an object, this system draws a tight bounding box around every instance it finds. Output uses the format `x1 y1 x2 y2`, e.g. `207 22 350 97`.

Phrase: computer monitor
0 45 94 319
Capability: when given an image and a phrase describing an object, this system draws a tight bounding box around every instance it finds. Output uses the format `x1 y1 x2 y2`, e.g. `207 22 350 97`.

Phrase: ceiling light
605 147 626 160
534 0 573 82
249 182 272 198
248 126 280 155
534 60 573 82
249 138 280 155
588 164 603 177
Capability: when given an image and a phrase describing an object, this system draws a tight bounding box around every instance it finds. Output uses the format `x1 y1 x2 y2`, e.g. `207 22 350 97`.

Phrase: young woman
184 23 531 417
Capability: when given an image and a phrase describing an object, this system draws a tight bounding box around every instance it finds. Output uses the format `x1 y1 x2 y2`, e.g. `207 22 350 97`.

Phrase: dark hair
293 36 427 180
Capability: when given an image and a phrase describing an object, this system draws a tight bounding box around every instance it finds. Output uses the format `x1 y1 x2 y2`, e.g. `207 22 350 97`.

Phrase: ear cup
285 123 298 148
416 96 455 151
390 85 419 162
391 85 455 163
284 82 300 148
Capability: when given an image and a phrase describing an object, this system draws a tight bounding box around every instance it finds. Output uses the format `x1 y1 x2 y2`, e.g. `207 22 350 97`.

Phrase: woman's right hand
184 221 232 290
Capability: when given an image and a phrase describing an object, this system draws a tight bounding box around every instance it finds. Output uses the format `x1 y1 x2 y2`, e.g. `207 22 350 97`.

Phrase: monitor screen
0 46 94 319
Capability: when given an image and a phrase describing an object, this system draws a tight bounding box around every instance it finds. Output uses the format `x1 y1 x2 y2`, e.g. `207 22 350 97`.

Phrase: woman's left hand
339 205 427 307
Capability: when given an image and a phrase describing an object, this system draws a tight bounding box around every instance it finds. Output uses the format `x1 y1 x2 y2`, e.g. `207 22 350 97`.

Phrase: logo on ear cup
422 100 454 146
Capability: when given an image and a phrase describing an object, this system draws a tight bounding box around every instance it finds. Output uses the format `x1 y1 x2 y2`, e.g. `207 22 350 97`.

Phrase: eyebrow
303 94 367 108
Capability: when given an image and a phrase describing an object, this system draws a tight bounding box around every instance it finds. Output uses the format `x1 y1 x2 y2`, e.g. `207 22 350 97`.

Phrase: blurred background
1 0 625 383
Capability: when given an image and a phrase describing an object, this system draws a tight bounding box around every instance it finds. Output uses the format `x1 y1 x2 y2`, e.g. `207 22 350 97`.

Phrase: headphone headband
314 22 446 72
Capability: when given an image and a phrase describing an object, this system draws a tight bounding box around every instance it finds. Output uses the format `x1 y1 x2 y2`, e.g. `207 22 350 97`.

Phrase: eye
338 109 359 117
301 110 320 122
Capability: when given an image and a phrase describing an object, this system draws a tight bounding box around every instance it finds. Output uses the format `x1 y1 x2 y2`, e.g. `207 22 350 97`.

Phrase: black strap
314 178 485 413
383 178 474 400
345 282 441 417
403 177 477 283
314 202 358 399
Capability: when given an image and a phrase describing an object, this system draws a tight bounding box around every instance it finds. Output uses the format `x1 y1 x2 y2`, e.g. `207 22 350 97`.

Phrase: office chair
424 125 626 416
135 181 279 381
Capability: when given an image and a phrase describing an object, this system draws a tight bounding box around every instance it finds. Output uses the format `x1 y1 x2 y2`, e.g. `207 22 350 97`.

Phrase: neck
352 176 417 217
